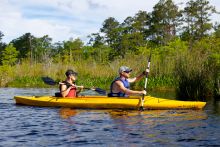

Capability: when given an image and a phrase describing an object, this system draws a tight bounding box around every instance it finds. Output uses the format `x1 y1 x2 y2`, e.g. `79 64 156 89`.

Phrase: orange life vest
66 87 77 97
59 81 77 98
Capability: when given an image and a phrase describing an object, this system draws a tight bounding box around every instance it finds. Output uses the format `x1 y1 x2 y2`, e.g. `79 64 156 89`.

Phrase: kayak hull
14 95 206 110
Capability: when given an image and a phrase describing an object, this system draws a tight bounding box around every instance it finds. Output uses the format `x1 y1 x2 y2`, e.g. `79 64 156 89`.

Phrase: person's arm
127 73 145 83
60 84 74 97
115 81 146 95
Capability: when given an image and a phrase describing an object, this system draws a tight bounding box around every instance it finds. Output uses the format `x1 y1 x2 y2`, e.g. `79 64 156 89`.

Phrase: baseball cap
65 69 78 76
119 66 132 73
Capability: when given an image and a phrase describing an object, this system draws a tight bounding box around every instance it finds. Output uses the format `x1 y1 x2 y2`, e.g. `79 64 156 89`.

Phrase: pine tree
181 0 216 41
1 44 19 66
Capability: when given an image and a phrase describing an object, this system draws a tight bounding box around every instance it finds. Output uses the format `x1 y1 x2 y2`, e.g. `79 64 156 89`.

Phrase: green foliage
1 44 18 66
77 76 113 91
207 37 220 98
7 76 46 87
150 0 182 45
91 46 111 63
0 65 14 86
175 68 210 101
100 17 120 46
214 24 220 38
150 38 188 77
33 35 53 63
182 0 216 41
10 33 32 60
174 39 214 101
62 38 84 62
88 33 105 48
133 11 150 35
0 31 3 41
0 32 6 65
132 76 177 90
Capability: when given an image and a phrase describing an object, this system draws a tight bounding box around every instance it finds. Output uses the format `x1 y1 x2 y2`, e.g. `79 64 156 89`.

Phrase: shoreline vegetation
2 55 177 90
0 0 219 101
1 41 219 101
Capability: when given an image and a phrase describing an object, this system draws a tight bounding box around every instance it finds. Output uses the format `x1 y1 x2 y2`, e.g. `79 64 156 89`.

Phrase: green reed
174 47 213 101
7 76 48 88
4 54 176 90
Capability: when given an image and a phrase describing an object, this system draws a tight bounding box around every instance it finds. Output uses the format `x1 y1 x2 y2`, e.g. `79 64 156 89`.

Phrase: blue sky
0 0 220 44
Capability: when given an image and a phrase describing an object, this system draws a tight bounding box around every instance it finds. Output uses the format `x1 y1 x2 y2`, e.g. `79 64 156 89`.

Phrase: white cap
119 66 132 73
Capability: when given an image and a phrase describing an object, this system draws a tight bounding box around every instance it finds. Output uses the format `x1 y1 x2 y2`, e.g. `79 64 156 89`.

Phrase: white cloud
0 0 220 43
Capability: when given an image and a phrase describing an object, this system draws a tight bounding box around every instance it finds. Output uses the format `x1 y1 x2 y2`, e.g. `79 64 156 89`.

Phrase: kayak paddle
140 54 151 111
41 76 106 95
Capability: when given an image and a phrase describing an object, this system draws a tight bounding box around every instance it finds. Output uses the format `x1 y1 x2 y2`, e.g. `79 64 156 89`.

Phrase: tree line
0 0 219 65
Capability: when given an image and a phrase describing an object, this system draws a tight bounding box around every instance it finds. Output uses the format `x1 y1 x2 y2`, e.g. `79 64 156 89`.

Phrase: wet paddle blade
81 87 106 95
42 77 58 85
94 88 106 95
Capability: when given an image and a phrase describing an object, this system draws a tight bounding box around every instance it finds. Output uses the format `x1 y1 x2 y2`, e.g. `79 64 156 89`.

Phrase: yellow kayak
14 95 206 110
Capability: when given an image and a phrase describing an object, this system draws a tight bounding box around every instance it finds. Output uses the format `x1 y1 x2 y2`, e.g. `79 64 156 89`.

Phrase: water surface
0 88 220 146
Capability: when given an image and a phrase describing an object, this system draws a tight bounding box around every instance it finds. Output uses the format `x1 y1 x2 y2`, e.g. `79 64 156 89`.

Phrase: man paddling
108 66 147 97
59 69 84 97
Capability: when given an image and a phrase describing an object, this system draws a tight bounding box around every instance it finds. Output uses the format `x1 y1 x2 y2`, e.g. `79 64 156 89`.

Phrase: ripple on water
1 88 220 146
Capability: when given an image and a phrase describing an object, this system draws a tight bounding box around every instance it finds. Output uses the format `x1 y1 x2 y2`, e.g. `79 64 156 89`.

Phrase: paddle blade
94 88 106 95
42 77 58 85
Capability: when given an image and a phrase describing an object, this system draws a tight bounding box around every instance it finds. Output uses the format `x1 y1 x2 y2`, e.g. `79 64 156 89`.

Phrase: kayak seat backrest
55 92 62 97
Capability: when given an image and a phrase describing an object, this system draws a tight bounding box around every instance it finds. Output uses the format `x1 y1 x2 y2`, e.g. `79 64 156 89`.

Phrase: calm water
0 88 220 147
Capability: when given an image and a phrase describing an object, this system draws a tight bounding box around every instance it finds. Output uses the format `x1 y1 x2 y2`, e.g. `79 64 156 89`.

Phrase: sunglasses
124 71 131 73
70 74 77 77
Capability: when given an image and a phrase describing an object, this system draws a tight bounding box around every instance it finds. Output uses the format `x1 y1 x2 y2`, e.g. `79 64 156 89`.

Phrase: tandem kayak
14 95 206 110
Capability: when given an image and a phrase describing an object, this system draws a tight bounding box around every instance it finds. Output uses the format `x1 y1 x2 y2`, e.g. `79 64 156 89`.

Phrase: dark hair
65 69 78 77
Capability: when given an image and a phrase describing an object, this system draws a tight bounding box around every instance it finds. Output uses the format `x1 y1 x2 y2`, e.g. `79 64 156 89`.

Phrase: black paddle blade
94 88 106 95
42 77 58 85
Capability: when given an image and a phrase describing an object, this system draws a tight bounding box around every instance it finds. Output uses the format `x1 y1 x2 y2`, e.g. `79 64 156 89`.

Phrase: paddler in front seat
59 69 84 98
108 66 147 97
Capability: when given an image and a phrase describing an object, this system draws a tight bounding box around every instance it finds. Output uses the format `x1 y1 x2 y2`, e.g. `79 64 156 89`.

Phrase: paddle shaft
59 82 83 88
140 55 151 110
41 77 106 95
59 82 96 91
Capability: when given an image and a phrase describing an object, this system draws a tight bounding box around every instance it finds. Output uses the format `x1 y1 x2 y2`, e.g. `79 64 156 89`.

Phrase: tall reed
174 45 212 101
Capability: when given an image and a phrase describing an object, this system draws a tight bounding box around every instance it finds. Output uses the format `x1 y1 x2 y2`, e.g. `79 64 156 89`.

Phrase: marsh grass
7 76 47 88
6 54 166 89
175 48 212 101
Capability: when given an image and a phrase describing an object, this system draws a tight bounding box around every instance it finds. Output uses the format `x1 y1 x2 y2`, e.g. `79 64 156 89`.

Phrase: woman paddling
59 69 84 98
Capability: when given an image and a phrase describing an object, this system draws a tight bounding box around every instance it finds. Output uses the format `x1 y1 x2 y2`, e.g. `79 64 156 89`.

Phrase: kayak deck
14 95 206 110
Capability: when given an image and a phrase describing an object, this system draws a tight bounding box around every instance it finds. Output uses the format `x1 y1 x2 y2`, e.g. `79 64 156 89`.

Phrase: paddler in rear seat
108 66 147 97
58 69 84 98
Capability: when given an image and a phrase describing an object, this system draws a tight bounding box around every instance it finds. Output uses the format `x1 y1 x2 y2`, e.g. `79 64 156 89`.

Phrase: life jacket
108 77 130 97
57 81 77 97
66 87 77 97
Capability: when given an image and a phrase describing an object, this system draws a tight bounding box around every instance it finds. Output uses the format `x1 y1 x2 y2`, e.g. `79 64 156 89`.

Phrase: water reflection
108 109 208 121
58 109 208 126
59 108 78 119
107 110 208 146
213 100 220 115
